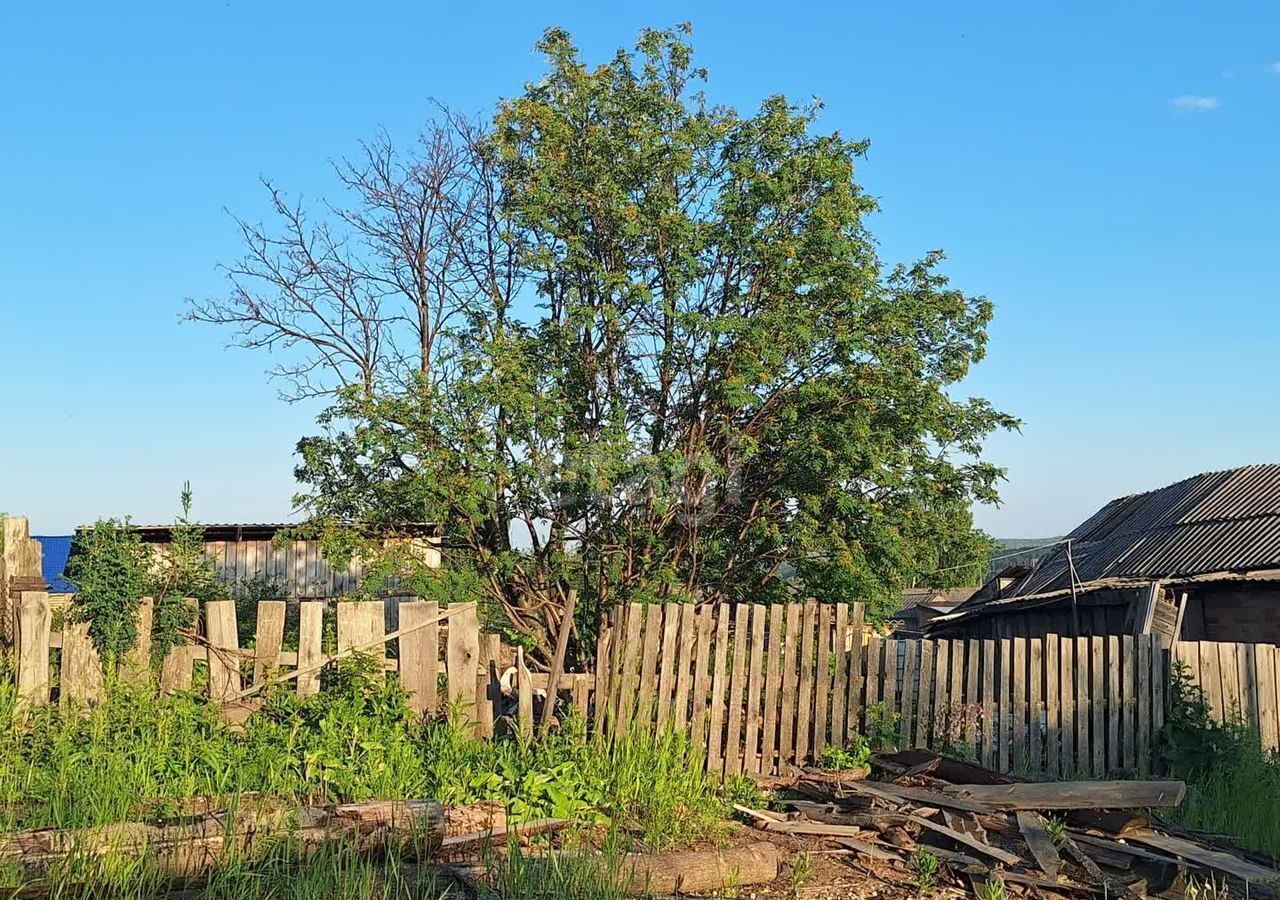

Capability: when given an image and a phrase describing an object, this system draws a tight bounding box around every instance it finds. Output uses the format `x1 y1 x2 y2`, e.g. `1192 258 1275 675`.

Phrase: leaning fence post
15 591 52 706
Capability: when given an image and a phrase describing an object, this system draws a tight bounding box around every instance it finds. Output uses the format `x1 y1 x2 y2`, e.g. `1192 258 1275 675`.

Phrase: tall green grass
0 656 728 851
1158 663 1280 862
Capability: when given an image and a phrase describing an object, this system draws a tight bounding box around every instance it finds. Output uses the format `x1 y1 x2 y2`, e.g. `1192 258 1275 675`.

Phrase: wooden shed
929 464 1280 646
79 522 442 600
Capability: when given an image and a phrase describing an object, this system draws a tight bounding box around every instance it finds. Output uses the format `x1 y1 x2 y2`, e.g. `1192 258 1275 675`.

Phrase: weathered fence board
593 602 1280 778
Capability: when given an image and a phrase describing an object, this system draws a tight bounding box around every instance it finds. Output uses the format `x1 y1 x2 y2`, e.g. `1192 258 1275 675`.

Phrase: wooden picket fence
1173 640 1280 750
594 600 1182 779
11 592 595 736
13 592 1280 776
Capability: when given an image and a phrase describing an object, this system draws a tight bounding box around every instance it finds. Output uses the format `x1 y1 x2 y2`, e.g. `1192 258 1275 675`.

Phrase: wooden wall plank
636 604 664 733
1090 636 1105 777
981 639 996 769
882 639 900 749
1137 635 1152 775
61 620 104 705
252 600 287 685
1011 638 1027 771
814 604 832 754
724 605 750 776
593 613 614 737
475 634 498 738
917 640 935 750
1059 637 1075 778
398 600 438 716
296 601 324 698
845 603 865 739
655 603 683 731
998 638 1012 772
929 640 948 749
15 592 51 705
865 636 882 734
445 603 480 712
617 604 645 735
1221 642 1242 723
1240 643 1258 732
1045 635 1060 780
1105 635 1121 774
831 604 849 748
796 601 818 763
1077 636 1091 777
205 599 241 703
948 639 965 726
1121 636 1137 771
673 605 698 731
744 604 767 773
965 638 980 753
901 639 919 751
706 605 732 775
1029 637 1043 776
1258 645 1279 751
779 603 801 765
690 607 714 750
761 604 785 774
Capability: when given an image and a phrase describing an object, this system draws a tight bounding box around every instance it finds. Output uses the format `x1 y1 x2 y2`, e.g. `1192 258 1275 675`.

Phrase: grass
1157 662 1280 864
1175 739 1280 861
0 655 728 853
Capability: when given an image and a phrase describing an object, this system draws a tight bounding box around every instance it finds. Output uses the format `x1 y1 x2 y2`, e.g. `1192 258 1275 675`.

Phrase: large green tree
190 26 1015 659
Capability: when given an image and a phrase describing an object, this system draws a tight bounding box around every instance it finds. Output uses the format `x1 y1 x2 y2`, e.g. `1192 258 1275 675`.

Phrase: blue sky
2 1 1277 537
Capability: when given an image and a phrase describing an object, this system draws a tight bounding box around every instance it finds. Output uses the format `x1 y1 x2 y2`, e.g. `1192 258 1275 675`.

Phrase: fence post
445 603 480 714
296 601 324 698
205 599 241 702
398 600 438 716
516 646 533 737
62 619 104 704
2 517 43 647
15 591 51 706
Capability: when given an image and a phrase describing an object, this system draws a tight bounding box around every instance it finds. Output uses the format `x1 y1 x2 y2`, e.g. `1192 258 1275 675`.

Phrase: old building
76 522 442 599
890 586 976 637
928 464 1280 645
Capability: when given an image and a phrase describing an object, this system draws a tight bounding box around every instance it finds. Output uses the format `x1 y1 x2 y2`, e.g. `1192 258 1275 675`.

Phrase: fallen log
0 799 444 881
622 841 780 895
938 780 1185 810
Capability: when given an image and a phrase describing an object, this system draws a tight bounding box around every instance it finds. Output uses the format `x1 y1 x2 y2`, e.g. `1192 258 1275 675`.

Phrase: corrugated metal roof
984 464 1280 602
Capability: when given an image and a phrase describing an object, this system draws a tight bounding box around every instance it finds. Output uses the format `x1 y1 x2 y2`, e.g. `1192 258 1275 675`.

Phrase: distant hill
987 537 1062 573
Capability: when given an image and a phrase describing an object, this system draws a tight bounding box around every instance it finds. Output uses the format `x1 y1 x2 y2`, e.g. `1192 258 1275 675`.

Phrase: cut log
622 841 780 895
938 780 1185 810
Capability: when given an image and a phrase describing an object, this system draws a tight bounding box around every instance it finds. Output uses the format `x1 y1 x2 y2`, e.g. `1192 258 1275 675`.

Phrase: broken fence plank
1016 810 1063 880
939 780 1185 810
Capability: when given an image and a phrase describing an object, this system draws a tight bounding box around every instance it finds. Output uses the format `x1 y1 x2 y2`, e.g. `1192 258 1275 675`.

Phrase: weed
790 850 812 896
1158 662 1280 861
912 846 940 894
865 701 903 751
975 876 1007 900
818 736 871 772
1044 815 1067 850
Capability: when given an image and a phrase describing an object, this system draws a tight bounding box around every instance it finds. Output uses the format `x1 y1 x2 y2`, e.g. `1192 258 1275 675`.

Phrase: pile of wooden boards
738 750 1280 898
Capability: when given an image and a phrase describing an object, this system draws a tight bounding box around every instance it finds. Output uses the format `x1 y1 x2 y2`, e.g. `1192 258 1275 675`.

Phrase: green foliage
818 736 872 772
1157 661 1280 861
481 839 631 900
912 846 941 894
975 876 1008 900
0 663 728 854
199 25 1016 657
1044 815 1068 850
865 701 903 751
149 483 225 665
64 518 150 664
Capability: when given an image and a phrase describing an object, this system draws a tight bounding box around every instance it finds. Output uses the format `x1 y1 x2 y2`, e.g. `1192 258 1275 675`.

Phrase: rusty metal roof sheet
971 464 1280 603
